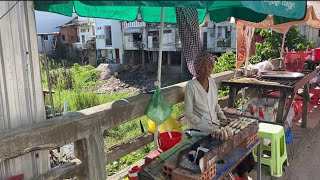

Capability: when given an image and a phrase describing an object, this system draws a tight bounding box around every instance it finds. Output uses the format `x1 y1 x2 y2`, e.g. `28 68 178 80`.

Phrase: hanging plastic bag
148 116 182 134
146 87 173 125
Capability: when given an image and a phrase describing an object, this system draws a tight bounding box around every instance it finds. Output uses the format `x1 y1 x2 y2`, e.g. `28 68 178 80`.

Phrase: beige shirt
184 77 226 133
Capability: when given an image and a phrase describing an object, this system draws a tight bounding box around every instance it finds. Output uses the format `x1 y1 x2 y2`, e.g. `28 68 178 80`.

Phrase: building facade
95 19 124 64
35 11 76 56
200 16 237 54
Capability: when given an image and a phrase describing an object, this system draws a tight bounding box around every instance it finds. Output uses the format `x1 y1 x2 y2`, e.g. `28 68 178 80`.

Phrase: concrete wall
95 19 124 63
35 11 76 55
0 1 49 179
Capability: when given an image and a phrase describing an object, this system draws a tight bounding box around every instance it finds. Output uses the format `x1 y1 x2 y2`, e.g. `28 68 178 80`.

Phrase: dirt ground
97 65 190 94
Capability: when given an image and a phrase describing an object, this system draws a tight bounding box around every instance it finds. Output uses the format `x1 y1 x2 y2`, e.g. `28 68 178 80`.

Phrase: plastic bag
146 87 173 125
148 116 182 134
247 61 274 72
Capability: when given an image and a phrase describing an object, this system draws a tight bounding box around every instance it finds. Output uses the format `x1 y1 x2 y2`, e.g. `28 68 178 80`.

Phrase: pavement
285 118 320 180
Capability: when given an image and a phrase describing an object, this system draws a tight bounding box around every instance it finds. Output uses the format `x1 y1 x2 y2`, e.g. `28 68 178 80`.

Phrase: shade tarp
241 1 307 24
34 1 307 24
236 6 320 35
34 1 209 23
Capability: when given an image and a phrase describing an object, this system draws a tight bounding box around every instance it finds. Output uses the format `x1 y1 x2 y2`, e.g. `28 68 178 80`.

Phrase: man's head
194 51 216 78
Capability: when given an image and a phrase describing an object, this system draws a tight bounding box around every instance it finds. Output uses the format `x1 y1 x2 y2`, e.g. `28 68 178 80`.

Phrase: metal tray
259 71 305 79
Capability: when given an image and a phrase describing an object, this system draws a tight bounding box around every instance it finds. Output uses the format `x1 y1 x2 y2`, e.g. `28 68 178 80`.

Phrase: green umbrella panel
34 1 209 23
34 1 306 24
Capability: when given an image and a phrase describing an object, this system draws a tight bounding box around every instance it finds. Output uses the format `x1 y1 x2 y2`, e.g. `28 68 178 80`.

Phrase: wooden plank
294 67 318 93
228 87 236 108
302 85 309 128
0 71 235 164
30 162 85 180
106 133 154 164
276 92 287 124
222 80 293 92
108 159 145 180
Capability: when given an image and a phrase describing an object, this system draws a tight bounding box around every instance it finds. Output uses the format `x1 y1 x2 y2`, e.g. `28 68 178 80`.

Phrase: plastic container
128 166 141 180
283 52 308 72
158 131 182 151
314 48 320 61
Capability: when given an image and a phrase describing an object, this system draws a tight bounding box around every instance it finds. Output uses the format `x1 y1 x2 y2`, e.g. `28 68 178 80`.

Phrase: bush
255 26 316 60
213 51 236 73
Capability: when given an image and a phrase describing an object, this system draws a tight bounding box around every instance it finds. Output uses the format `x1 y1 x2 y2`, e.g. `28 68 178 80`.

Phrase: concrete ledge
0 71 236 163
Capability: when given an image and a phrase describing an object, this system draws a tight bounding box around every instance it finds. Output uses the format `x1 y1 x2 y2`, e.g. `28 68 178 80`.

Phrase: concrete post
142 50 145 67
167 51 171 66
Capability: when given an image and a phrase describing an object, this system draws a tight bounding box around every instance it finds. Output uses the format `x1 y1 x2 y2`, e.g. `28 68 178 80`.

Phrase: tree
254 25 316 61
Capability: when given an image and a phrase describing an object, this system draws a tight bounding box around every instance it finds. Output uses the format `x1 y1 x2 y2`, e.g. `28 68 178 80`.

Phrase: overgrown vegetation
255 25 316 60
40 56 136 113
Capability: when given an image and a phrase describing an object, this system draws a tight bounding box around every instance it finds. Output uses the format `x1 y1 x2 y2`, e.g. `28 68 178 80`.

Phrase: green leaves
255 26 316 60
213 51 236 73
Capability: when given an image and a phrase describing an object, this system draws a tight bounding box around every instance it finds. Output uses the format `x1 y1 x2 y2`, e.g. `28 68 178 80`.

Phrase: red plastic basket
283 52 308 72
158 131 182 151
315 48 320 61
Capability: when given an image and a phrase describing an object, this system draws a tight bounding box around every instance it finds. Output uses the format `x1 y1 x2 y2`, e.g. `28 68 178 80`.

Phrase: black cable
0 1 20 20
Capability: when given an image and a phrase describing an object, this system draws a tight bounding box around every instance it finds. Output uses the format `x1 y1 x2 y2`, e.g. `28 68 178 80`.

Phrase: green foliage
213 51 236 73
249 55 262 64
255 26 316 60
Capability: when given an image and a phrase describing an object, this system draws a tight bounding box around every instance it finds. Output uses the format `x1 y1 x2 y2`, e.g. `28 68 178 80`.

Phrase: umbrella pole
280 33 287 68
154 7 165 150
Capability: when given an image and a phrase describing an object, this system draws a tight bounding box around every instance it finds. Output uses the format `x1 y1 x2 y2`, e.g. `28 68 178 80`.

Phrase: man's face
198 57 215 78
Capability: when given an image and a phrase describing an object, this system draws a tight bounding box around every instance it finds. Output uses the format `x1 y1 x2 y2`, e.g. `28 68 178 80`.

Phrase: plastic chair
310 89 320 105
253 123 288 177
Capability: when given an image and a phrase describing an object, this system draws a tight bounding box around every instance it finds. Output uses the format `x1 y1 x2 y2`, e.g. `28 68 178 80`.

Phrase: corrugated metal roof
0 1 49 179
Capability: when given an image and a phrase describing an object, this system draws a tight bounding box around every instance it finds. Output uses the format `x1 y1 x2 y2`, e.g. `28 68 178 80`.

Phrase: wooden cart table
305 60 320 70
222 68 319 127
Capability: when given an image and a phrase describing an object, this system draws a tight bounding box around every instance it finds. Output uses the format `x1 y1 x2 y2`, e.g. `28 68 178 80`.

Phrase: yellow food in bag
148 116 182 133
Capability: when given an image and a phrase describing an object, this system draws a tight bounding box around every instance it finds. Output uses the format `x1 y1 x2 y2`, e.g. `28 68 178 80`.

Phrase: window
318 29 320 37
92 26 95 36
164 30 172 34
81 35 85 43
105 26 112 46
43 35 49 41
217 26 223 39
88 28 90 32
62 35 66 41
133 33 142 41
81 29 86 33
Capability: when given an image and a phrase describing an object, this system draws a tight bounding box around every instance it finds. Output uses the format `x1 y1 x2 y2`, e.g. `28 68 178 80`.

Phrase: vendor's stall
222 67 319 128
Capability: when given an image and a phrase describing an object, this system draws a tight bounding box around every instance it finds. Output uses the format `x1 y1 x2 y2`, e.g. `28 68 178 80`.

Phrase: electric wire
0 1 20 20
